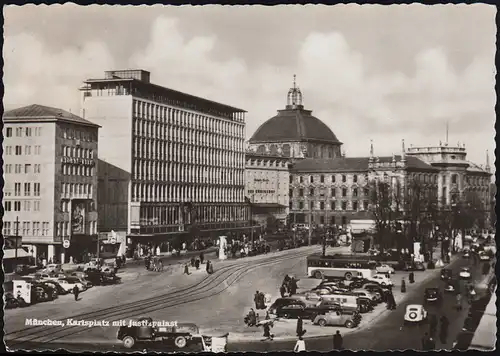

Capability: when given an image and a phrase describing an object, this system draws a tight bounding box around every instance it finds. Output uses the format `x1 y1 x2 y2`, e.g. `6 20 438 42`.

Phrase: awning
3 248 31 259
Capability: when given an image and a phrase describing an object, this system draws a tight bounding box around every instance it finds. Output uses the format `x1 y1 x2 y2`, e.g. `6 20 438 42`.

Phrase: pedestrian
184 263 190 275
190 257 196 267
263 322 274 341
73 285 79 301
280 284 286 298
429 314 437 337
206 260 211 274
409 272 415 284
401 278 406 293
294 336 306 352
439 315 449 344
200 252 204 264
259 291 266 309
456 293 463 311
290 278 298 295
333 330 343 350
254 291 261 309
296 316 303 337
195 259 200 270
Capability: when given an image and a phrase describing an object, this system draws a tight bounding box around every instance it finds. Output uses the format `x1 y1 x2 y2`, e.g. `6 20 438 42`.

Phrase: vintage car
440 268 453 281
404 304 428 323
444 280 458 293
313 310 361 328
117 317 205 349
375 264 395 275
478 251 491 261
459 267 471 280
367 274 393 287
423 288 443 304
350 289 380 303
57 278 84 293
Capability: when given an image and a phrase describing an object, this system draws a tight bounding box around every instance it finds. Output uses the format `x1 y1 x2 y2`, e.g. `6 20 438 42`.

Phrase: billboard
71 200 86 234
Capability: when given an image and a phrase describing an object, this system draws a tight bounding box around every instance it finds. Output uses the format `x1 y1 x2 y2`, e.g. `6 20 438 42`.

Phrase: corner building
81 70 248 250
2 105 99 264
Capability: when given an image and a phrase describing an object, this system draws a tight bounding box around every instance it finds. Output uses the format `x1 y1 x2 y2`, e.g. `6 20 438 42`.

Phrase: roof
83 77 246 114
3 104 100 128
466 161 491 175
249 107 342 144
290 155 436 173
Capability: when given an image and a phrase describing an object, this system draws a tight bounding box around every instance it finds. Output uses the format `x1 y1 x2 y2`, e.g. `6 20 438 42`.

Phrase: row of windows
132 139 244 168
132 100 244 135
5 127 42 138
55 221 98 236
292 187 369 198
4 164 42 175
132 161 244 186
62 126 97 142
61 183 94 196
292 174 365 184
4 145 42 156
294 214 349 226
130 183 245 203
4 200 41 212
9 182 41 197
61 145 94 159
62 164 95 177
291 200 369 211
3 221 49 236
60 200 96 213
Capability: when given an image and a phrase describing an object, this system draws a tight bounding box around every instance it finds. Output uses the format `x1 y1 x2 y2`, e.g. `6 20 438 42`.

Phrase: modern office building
244 149 291 228
2 104 99 264
80 69 249 252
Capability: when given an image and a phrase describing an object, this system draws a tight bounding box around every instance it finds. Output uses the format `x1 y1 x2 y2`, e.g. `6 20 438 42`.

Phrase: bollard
409 272 415 284
401 278 406 293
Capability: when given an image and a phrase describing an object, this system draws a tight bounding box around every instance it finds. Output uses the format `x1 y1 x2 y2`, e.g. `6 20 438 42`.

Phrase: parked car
42 280 69 295
46 264 63 274
404 304 428 323
35 282 58 300
345 279 371 289
272 300 315 319
362 283 390 302
70 273 93 289
375 264 395 275
459 267 471 280
478 251 491 261
463 251 470 259
357 297 374 313
367 274 393 287
350 289 379 303
313 310 361 328
423 287 442 304
440 268 453 281
58 278 84 293
32 285 51 303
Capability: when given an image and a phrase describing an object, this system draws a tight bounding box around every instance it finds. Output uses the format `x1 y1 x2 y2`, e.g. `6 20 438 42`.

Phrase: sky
3 4 496 173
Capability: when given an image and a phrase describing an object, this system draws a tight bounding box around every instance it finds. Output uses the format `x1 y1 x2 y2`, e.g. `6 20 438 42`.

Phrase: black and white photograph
2 3 496 352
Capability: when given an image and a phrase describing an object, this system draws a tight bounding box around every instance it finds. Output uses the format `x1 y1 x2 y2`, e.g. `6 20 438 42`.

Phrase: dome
249 108 342 144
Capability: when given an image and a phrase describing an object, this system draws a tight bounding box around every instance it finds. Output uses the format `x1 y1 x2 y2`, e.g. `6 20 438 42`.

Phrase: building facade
2 104 99 263
406 142 492 227
244 150 291 228
80 69 249 251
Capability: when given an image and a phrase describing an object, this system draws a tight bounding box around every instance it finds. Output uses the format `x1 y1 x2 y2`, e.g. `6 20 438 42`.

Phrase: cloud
3 32 115 111
3 15 494 171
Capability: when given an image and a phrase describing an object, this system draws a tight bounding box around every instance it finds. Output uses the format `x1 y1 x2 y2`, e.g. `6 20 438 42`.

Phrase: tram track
6 247 315 347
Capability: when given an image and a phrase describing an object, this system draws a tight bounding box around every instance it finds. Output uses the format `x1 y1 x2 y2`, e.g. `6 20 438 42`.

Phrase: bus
306 254 377 280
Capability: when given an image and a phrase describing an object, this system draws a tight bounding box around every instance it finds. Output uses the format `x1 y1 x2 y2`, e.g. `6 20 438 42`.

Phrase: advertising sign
71 200 86 234
14 280 32 304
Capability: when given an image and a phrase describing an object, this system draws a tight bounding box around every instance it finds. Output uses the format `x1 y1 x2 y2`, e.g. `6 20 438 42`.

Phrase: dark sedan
423 287 442 304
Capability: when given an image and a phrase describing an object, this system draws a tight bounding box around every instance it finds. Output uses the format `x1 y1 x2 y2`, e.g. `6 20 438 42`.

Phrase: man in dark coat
200 252 204 264
259 292 266 309
333 330 343 350
296 316 303 337
184 263 190 275
254 291 260 309
290 278 298 295
195 259 200 270
280 284 286 298
73 285 79 301
190 257 196 267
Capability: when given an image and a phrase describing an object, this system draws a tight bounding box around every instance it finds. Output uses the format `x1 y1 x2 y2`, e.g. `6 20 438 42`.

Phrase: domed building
248 76 343 159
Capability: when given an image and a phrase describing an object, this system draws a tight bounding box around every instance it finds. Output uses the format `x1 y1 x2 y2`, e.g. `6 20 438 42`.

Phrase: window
4 201 12 211
451 174 457 184
341 216 347 225
289 189 293 197
299 202 304 210
330 216 336 225
353 188 358 197
363 201 369 211
364 188 369 196
25 164 31 174
309 188 314 196
15 164 22 174
310 176 314 183
25 127 32 136
330 201 335 210
35 127 42 136
353 201 358 211
3 221 11 236
16 127 23 137
34 164 41 173
5 164 12 174
320 202 325 210
24 183 31 196
14 201 21 211
25 145 31 155
14 183 21 196
5 146 12 155
300 176 303 183
353 175 358 183
320 175 325 183
341 201 347 210
310 202 314 210
15 145 22 155
42 222 49 236
320 216 325 225
332 175 336 183
342 175 347 183
342 188 347 197
289 201 293 210
34 145 41 155
289 176 293 184
34 201 40 211
34 183 41 196
6 127 12 137
23 201 31 211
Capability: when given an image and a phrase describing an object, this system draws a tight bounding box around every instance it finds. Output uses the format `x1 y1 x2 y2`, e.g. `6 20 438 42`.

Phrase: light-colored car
46 264 63 274
459 267 471 279
478 252 491 261
367 274 393 286
57 278 84 293
350 289 379 303
313 311 361 328
404 304 428 323
375 264 395 275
